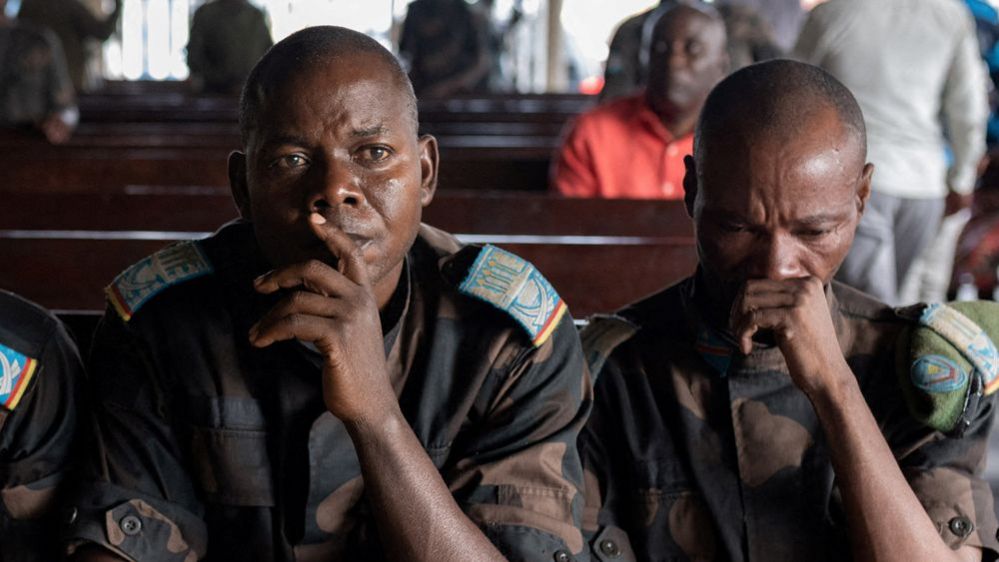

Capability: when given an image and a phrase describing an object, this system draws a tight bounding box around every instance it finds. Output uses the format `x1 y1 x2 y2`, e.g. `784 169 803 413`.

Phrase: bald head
239 26 417 146
694 59 866 162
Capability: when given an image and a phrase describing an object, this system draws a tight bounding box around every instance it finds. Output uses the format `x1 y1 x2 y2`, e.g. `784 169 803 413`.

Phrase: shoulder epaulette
0 341 38 412
580 314 639 382
900 301 999 435
457 244 568 347
106 240 214 322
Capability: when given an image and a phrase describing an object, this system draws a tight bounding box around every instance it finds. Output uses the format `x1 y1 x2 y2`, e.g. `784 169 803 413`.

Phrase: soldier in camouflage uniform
581 60 999 561
66 26 591 562
0 290 84 561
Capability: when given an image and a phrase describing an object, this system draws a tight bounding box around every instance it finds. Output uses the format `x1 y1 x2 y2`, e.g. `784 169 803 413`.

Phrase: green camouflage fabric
66 220 592 562
0 290 84 562
580 275 999 561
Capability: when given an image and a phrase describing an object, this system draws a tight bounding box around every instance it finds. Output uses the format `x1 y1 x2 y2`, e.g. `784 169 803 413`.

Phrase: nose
666 41 688 71
751 233 805 281
308 160 364 212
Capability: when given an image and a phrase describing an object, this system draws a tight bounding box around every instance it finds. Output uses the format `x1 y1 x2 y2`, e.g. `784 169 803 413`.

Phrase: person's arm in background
551 115 600 198
943 9 990 216
790 2 829 65
38 27 76 144
185 7 208 92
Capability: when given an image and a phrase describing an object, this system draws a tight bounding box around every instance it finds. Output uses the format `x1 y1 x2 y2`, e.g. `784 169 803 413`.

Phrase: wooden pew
0 191 696 318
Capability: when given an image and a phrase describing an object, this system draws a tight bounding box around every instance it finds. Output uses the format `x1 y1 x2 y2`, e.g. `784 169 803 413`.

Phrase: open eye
274 153 309 169
360 145 393 163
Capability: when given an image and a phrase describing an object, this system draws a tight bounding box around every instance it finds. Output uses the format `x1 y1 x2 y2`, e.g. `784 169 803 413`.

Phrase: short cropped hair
238 26 418 146
694 59 866 159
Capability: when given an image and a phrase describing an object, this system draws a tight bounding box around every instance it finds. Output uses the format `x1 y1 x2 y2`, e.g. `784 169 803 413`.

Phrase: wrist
802 363 860 416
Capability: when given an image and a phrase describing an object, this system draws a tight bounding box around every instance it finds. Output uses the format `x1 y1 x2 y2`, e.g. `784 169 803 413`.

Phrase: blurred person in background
187 0 273 95
0 0 77 143
17 0 121 92
795 0 989 305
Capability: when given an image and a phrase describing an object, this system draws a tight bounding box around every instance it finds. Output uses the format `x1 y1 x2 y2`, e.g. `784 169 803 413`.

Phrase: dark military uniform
67 221 591 561
580 275 999 561
0 290 83 562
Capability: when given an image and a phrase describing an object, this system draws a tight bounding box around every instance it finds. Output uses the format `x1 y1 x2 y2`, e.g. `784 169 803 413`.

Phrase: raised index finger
309 212 370 287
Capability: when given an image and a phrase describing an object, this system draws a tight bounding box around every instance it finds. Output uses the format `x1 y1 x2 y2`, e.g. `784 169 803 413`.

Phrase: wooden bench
1 191 696 318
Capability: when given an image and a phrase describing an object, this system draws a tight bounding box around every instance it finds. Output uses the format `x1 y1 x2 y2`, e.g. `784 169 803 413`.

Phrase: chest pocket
186 396 275 507
627 458 718 562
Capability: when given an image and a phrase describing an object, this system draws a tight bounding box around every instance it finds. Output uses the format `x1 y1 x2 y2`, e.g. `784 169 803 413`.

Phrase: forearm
346 408 506 562
810 373 972 562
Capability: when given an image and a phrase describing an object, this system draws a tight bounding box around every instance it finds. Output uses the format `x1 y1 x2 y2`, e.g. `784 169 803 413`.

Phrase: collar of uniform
682 274 845 376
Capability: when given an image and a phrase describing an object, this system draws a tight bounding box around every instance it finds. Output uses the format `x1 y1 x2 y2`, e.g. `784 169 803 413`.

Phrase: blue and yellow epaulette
106 241 214 322
458 244 568 347
0 341 37 412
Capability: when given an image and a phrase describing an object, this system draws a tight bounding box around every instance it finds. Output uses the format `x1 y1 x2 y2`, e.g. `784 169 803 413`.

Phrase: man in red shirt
551 3 728 199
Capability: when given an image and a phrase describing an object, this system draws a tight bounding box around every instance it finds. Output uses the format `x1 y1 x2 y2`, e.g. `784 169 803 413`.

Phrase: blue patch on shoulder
911 354 969 393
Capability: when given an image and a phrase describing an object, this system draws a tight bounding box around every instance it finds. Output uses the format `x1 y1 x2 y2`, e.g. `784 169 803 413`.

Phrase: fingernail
310 212 327 225
248 325 258 340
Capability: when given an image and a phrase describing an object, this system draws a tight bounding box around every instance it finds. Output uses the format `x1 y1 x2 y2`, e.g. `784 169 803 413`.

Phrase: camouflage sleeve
895 391 999 556
445 314 592 561
0 318 83 559
65 311 207 561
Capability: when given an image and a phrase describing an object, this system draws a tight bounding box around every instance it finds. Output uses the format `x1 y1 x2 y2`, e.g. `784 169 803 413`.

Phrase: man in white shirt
794 0 989 305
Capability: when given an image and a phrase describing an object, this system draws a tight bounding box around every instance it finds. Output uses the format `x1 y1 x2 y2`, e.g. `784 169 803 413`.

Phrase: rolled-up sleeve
896 390 999 555
65 312 207 561
445 314 592 561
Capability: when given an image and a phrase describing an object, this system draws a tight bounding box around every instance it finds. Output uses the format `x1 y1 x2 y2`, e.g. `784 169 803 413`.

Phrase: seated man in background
0 0 77 144
186 0 273 95
581 60 999 561
0 290 84 561
67 26 590 562
551 3 728 199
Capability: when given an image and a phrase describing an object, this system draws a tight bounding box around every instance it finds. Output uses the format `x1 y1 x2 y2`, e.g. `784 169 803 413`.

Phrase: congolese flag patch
0 342 37 411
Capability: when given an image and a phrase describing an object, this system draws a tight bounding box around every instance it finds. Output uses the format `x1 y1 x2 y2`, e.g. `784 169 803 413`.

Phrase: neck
648 94 698 138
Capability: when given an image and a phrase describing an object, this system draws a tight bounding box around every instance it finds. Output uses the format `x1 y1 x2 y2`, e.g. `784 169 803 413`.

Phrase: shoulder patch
0 342 38 412
919 303 999 395
458 244 567 347
106 241 214 322
580 314 639 382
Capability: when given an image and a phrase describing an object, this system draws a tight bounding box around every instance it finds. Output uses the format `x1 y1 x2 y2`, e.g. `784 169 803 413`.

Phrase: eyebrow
258 134 310 150
352 125 389 138
793 212 852 227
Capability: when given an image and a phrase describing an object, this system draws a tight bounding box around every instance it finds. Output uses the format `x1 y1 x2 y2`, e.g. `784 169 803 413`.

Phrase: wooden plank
0 237 694 317
0 191 693 239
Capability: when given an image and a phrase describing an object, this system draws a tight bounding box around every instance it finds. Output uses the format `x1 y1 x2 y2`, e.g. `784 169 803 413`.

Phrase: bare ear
856 163 874 215
417 134 439 207
228 151 251 219
683 154 698 218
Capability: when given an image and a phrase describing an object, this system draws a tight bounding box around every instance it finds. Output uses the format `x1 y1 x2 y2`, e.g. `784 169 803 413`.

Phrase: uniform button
120 515 142 536
949 515 973 537
553 550 572 562
599 538 621 557
64 507 78 525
